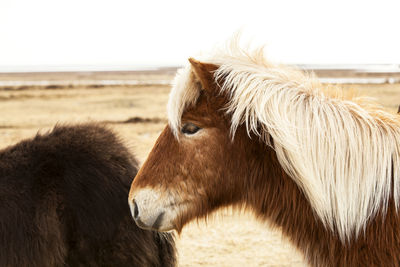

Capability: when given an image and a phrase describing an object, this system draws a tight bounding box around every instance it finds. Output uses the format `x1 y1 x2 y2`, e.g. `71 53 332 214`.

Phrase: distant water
299 64 400 72
318 77 400 84
1 78 399 89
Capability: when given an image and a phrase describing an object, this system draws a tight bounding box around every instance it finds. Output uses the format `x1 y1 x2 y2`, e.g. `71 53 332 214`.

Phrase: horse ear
188 58 218 92
398 105 400 114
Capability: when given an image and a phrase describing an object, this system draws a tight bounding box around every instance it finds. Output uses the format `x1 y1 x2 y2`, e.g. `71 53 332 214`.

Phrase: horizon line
0 63 399 74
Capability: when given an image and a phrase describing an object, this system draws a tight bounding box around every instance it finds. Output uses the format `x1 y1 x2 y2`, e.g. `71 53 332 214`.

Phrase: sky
0 0 400 72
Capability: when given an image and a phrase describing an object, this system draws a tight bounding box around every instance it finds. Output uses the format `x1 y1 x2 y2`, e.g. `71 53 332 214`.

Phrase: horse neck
238 130 400 266
240 134 338 266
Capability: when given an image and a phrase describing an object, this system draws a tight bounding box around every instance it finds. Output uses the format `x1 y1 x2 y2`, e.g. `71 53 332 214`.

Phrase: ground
0 82 399 266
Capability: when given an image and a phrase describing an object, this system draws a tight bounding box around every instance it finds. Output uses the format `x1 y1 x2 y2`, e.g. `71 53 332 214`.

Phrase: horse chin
134 215 176 232
152 223 176 232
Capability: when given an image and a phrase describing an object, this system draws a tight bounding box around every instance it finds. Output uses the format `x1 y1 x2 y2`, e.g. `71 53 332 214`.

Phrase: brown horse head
128 45 400 266
128 58 259 232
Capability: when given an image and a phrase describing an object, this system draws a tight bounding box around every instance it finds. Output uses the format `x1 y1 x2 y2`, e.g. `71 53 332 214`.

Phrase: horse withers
0 124 176 267
129 42 400 266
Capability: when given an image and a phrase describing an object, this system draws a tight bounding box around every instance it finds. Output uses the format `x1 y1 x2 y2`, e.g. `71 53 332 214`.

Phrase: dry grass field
0 78 399 266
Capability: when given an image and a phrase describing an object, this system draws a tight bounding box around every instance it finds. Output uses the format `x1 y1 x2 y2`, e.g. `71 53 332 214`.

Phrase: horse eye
181 123 201 135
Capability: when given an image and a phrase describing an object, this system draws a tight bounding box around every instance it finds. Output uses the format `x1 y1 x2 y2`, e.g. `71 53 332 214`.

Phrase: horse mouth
133 217 151 230
133 211 166 231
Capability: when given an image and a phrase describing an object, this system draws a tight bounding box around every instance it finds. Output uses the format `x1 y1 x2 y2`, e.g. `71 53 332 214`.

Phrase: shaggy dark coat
0 124 176 267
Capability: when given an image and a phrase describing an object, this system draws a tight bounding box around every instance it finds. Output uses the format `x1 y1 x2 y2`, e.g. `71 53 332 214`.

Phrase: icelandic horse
129 42 400 266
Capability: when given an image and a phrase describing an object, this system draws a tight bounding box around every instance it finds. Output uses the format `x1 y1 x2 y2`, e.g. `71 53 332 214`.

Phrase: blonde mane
168 41 400 242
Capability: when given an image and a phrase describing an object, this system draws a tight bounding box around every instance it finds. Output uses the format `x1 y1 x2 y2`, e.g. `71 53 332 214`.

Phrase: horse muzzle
129 188 176 231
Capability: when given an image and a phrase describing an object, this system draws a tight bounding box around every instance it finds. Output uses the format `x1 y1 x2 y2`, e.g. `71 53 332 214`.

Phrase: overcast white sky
0 0 399 72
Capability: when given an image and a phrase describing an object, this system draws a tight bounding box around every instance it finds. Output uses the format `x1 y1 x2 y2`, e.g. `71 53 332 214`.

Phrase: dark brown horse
129 45 400 266
0 124 176 267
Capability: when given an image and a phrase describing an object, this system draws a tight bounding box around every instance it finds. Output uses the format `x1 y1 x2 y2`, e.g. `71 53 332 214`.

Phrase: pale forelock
167 38 400 242
167 65 200 137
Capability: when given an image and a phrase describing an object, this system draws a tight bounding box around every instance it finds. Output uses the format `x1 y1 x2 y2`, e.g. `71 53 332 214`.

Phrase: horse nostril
133 200 139 219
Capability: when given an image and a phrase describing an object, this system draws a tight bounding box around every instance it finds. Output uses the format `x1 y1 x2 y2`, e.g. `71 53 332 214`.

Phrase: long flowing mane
168 40 400 242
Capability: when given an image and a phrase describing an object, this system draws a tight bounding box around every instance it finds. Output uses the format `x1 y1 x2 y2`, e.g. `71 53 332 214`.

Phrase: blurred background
1 0 399 266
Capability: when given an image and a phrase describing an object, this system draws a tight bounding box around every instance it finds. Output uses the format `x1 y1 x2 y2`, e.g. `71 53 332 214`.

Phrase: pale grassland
0 83 399 266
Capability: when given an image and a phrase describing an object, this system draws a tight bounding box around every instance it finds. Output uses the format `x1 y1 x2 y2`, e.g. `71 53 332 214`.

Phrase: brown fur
131 61 400 266
0 124 176 267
